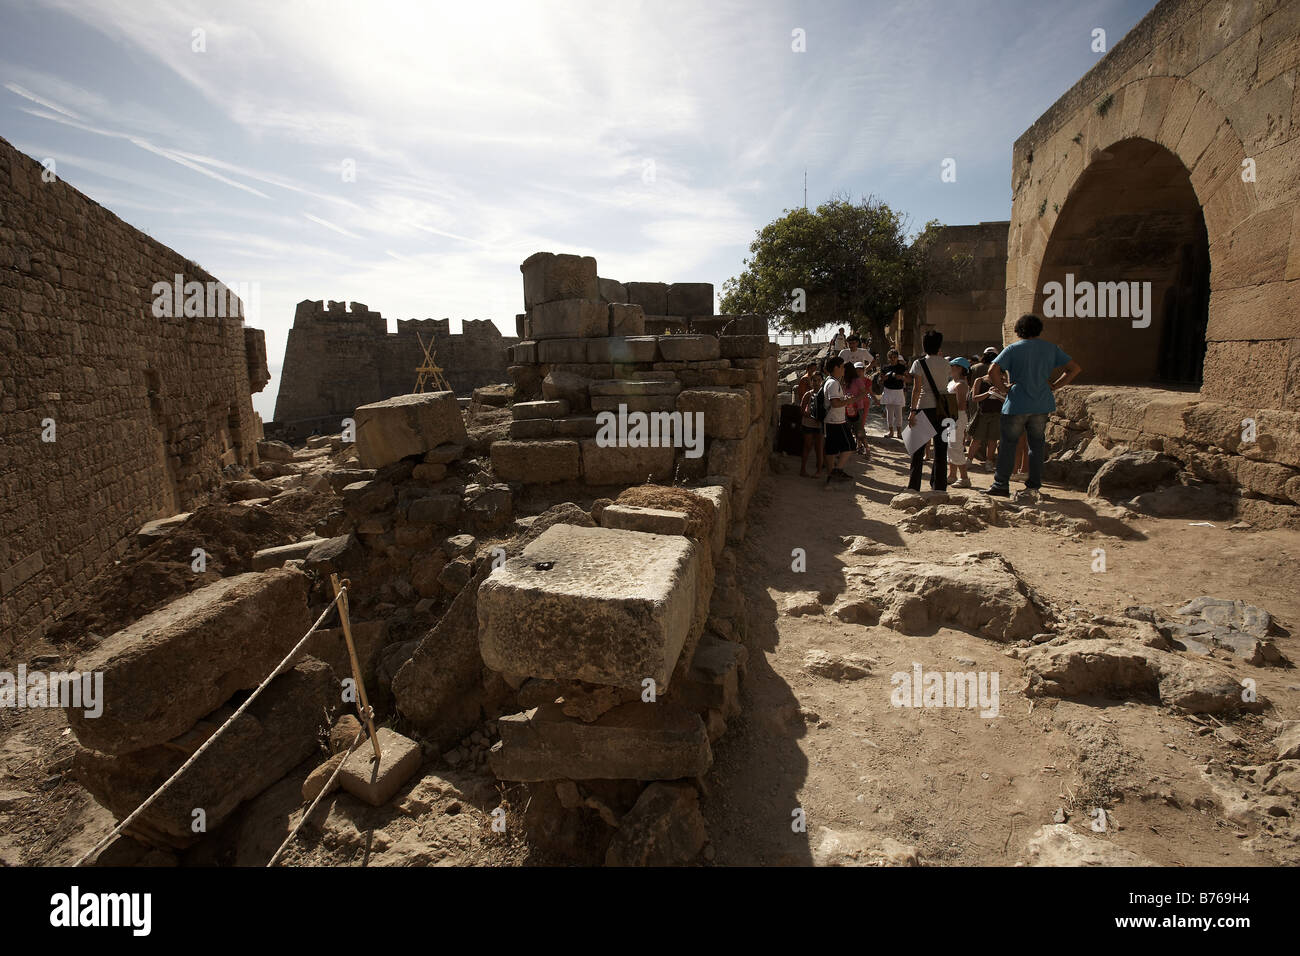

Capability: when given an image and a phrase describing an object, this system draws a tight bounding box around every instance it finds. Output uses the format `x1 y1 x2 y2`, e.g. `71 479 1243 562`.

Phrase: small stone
1052 808 1067 823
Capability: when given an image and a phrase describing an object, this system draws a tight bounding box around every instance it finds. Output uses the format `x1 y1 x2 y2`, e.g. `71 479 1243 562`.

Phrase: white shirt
839 347 873 368
822 378 846 424
831 333 847 351
909 355 950 410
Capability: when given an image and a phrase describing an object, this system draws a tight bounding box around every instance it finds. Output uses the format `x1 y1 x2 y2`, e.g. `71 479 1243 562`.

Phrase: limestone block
588 334 657 364
590 394 677 413
536 338 589 363
67 570 312 755
676 387 749 439
512 399 570 420
600 504 690 536
521 252 599 308
657 334 720 362
510 418 555 439
721 314 767 336
644 316 687 335
608 303 645 336
490 440 581 483
599 277 629 304
338 728 423 806
580 441 677 485
665 282 714 317
478 524 698 689
354 392 468 469
626 281 668 315
532 299 608 340
490 701 711 782
719 334 768 359
74 659 335 848
589 379 681 396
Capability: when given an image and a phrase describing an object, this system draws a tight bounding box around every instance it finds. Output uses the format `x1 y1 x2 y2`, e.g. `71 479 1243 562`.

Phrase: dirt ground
2 410 1297 866
700 411 1300 866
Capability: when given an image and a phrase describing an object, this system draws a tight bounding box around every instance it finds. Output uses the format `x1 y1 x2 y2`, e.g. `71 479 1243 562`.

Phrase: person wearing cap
838 333 874 372
968 347 1002 471
945 357 973 488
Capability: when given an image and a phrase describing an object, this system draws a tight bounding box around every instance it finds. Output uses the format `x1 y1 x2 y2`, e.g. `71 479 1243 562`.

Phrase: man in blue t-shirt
986 313 1082 497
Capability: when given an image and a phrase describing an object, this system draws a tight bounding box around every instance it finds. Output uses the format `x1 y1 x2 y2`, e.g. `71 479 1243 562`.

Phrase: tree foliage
719 194 971 349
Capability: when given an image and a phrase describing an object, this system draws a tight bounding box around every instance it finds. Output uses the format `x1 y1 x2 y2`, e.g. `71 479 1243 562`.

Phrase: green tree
719 195 970 351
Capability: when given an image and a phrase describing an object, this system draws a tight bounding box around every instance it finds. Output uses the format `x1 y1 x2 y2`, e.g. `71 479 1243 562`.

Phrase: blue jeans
993 413 1048 490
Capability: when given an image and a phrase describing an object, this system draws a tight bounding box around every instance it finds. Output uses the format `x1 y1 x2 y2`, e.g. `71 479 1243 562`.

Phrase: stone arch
1005 74 1283 399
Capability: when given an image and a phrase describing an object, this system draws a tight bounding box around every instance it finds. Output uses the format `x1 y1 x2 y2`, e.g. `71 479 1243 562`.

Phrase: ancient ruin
0 135 268 656
271 300 518 440
2 0 1299 878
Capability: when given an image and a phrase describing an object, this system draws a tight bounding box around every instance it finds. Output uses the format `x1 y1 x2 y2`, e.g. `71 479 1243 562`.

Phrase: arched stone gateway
1005 0 1300 512
1034 136 1211 387
1008 14 1298 411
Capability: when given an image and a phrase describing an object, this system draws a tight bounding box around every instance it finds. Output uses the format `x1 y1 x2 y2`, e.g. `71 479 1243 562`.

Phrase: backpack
802 382 828 423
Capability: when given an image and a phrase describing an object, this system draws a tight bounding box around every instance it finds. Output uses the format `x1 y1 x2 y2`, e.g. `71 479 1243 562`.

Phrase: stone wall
272 300 518 438
1048 383 1300 509
0 135 266 653
497 253 777 525
1006 0 1300 406
894 221 1009 359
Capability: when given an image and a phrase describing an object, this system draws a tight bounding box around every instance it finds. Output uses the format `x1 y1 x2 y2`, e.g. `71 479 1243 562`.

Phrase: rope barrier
73 588 349 867
265 726 364 867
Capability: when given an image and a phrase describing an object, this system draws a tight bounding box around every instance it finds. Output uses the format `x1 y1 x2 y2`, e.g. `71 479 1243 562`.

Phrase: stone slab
489 700 712 781
478 524 698 688
338 727 423 806
354 391 469 470
67 570 311 755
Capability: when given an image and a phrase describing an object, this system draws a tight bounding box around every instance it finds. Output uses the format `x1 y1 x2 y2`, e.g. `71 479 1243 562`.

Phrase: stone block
478 524 699 689
721 314 767 336
510 418 555 439
608 303 645 336
589 379 681 396
67 570 312 755
689 484 730 560
552 415 600 437
671 634 746 719
512 399 570 420
588 334 657 364
509 341 538 364
135 512 191 546
489 701 712 781
676 387 749 439
73 659 335 848
536 338 590 363
719 334 768 359
599 277 628 304
521 252 599 308
338 728 423 806
626 281 668 315
542 370 591 412
490 440 581 483
657 334 720 362
251 539 320 570
590 394 677 413
532 299 608 339
665 282 714 317
600 504 690 536
580 440 677 485
605 781 708 866
406 494 462 525
688 316 729 336
354 392 469 470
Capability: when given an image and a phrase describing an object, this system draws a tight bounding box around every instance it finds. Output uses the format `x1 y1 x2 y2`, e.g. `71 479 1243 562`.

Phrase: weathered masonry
271 300 518 439
0 135 267 653
1007 0 1299 405
1011 0 1300 509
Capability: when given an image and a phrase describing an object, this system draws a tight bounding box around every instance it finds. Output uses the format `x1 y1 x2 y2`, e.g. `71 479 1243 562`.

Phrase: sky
0 0 1156 420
